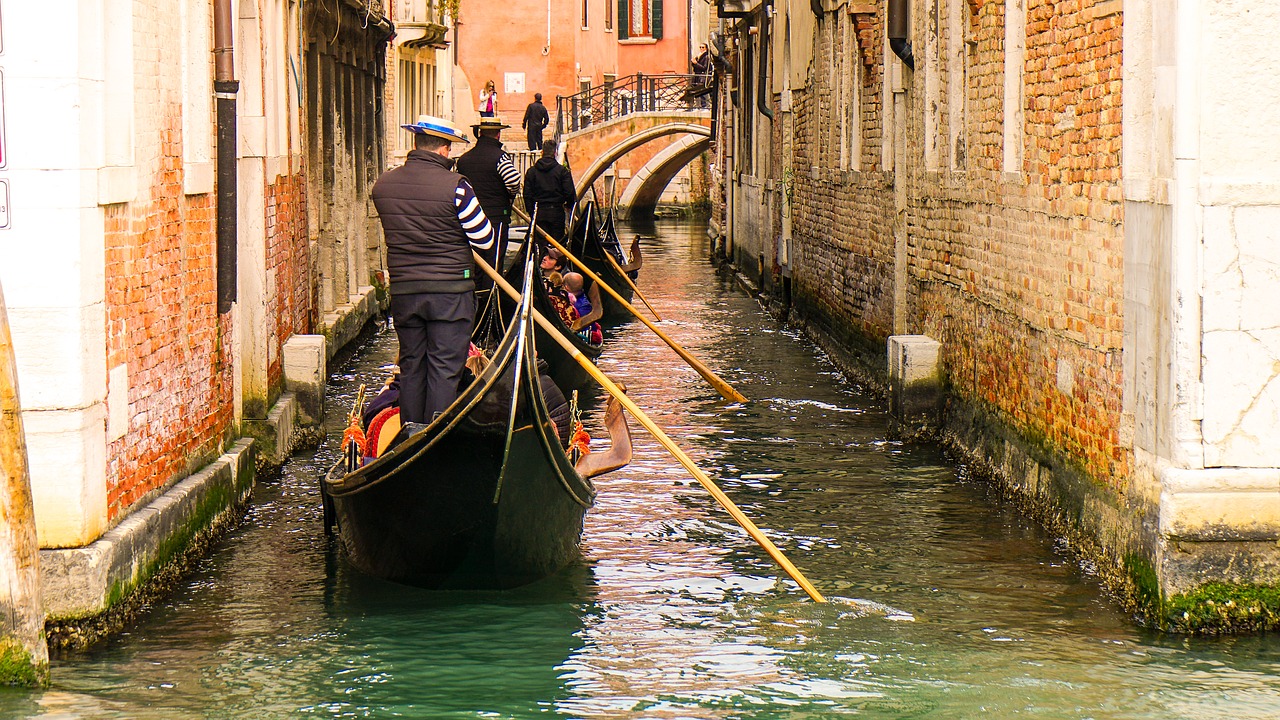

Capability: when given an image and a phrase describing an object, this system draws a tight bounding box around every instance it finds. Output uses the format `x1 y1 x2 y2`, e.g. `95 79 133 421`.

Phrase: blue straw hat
400 114 469 143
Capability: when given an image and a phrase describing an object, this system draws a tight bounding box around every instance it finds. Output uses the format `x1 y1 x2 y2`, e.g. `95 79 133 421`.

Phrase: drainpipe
214 0 239 314
888 0 914 70
757 4 773 120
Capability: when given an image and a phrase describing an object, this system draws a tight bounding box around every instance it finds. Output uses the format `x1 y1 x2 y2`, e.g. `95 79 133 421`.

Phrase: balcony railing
555 73 707 136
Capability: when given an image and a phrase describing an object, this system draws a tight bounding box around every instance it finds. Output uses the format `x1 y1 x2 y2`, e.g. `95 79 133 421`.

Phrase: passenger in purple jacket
371 115 495 424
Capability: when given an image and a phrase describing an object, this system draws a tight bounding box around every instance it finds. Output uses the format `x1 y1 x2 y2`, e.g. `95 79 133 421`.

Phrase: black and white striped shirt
497 153 521 197
455 179 495 251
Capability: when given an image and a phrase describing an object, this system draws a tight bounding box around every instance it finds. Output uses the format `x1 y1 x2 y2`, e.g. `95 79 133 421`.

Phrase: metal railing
556 73 708 136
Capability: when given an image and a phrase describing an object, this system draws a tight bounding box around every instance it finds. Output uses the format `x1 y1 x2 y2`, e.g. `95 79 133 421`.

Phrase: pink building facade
456 0 701 131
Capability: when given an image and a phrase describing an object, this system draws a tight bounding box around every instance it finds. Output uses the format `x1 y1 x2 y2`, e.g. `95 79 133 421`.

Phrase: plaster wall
455 0 578 126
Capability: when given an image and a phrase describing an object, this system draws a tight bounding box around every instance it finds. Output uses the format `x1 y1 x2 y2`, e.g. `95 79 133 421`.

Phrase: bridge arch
572 122 712 201
616 134 713 218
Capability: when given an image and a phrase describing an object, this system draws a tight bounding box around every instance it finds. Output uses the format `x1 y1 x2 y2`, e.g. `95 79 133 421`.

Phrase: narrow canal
4 219 1279 718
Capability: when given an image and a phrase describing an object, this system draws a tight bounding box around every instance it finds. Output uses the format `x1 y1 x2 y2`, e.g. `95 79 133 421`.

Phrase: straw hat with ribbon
400 114 469 143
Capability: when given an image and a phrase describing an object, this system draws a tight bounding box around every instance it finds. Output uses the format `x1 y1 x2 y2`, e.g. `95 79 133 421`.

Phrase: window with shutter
618 0 628 38
626 0 649 37
651 0 662 39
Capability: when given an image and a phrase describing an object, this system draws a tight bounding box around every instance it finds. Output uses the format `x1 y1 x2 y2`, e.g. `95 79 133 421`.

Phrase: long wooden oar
601 243 663 322
513 206 746 403
475 251 825 603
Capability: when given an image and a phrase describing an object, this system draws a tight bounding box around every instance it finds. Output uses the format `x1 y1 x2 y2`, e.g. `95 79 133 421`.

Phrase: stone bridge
561 111 711 218
545 74 712 218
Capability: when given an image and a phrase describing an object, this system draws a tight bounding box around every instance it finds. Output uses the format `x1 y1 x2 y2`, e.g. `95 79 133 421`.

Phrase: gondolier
456 117 521 277
522 139 576 248
371 115 495 424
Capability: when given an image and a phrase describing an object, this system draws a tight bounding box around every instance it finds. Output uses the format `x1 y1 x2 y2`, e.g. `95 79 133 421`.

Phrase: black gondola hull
326 424 588 588
323 306 595 590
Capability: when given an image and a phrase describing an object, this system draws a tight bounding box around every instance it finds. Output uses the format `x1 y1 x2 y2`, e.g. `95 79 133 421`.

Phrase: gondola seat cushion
366 407 402 458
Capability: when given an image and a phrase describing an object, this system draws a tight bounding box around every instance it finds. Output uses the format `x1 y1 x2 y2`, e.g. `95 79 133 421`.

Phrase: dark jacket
523 157 575 226
371 150 475 294
522 101 549 131
455 136 513 218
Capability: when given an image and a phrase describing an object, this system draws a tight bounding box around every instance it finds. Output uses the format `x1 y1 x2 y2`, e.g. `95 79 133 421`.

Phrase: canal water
4 219 1279 718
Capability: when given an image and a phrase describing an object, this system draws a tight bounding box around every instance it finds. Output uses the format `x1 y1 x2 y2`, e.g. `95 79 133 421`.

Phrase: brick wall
103 116 232 520
787 10 896 353
265 172 315 392
729 0 1126 484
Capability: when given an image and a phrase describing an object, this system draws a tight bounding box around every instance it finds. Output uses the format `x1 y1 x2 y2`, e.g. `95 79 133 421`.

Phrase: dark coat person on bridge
371 115 496 424
522 93 550 151
522 139 575 248
456 117 521 278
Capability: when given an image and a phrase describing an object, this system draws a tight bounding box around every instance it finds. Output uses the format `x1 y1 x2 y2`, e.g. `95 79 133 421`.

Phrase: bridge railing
556 73 706 136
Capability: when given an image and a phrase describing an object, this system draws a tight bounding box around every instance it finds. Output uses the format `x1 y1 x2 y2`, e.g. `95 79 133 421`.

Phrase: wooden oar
512 206 746 403
602 244 663 322
475 251 825 603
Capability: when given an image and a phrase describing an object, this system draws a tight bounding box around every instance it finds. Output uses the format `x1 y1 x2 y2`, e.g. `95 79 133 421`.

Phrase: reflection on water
3 219 1280 718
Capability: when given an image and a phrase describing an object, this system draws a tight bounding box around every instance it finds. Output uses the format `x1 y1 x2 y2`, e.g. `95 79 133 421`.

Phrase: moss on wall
0 638 47 688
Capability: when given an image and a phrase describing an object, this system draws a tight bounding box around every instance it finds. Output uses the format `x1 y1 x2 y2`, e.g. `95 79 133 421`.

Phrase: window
398 54 438 154
582 0 589 28
605 0 613 31
617 0 661 39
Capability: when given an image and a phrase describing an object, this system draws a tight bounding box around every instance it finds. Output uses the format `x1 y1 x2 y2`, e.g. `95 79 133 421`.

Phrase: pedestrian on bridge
522 93 550 151
370 115 495 424
457 117 521 281
522 139 575 248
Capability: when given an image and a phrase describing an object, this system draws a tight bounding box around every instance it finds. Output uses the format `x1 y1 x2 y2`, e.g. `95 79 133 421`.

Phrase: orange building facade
455 0 699 131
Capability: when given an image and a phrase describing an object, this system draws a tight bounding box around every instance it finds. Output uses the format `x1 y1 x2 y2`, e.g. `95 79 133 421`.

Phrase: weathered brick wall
104 0 317 520
909 0 1124 481
788 11 896 352
782 0 1126 482
103 121 232 520
265 173 315 392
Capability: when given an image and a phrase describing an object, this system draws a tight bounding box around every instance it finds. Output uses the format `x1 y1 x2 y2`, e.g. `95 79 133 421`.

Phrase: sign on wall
0 68 7 169
0 179 10 229
504 72 525 95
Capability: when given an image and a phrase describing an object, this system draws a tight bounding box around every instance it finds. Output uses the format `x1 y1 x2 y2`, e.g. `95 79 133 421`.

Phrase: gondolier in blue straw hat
371 115 496 424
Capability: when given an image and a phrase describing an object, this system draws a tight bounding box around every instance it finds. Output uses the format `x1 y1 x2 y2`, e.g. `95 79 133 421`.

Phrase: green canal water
3 220 1279 718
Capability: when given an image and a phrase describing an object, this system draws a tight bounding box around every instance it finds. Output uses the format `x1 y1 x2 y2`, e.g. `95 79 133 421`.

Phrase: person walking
370 115 496 425
478 80 498 117
522 139 576 247
522 93 550 151
456 117 521 277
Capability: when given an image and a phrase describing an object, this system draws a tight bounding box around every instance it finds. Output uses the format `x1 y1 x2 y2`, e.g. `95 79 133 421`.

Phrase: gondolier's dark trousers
390 291 475 423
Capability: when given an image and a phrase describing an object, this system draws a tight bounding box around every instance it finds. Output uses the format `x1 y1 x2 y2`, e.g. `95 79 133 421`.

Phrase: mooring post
0 282 49 687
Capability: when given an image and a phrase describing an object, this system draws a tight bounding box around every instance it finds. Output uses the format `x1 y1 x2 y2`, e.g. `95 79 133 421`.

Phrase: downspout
888 0 914 70
214 0 239 314
756 4 773 120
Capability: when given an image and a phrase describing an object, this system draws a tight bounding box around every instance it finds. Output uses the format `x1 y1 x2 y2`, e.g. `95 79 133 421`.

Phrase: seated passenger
563 272 603 345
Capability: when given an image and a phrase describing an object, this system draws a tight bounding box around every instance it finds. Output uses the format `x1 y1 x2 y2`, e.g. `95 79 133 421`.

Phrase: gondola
501 240 604 392
568 202 636 325
321 259 628 589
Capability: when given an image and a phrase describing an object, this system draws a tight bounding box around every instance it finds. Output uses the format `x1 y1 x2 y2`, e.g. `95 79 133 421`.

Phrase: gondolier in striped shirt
456 116 521 281
371 115 496 424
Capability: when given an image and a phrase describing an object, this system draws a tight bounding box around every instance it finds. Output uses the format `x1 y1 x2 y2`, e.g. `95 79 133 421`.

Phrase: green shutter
651 0 663 39
618 0 628 39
